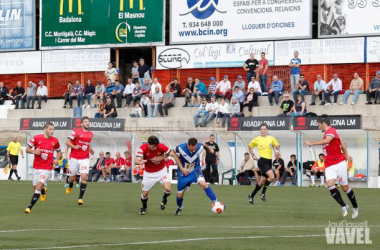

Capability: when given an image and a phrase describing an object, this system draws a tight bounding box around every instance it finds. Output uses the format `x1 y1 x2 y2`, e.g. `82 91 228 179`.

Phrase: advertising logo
157 48 190 69
297 117 306 126
115 21 131 43
0 1 24 29
60 0 82 15
120 0 144 11
180 0 226 20
228 118 239 131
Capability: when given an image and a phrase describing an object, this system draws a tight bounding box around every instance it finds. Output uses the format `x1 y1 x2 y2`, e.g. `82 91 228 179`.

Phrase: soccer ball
211 201 224 214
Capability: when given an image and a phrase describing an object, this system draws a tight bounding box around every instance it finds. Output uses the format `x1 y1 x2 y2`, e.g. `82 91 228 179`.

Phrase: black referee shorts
258 158 272 178
9 155 19 166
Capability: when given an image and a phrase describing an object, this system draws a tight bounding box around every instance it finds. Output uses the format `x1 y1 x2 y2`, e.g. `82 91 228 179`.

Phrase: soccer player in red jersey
65 116 94 205
135 135 187 215
25 122 61 214
304 115 359 219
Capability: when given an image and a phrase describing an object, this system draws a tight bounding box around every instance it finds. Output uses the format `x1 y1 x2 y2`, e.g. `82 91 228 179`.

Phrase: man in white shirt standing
123 78 136 107
247 76 262 96
324 73 342 105
31 80 48 109
215 75 231 100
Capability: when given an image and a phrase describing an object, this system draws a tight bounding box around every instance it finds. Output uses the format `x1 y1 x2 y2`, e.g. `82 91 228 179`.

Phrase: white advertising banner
274 37 365 65
0 51 41 74
156 41 274 70
42 49 110 73
170 0 312 44
319 0 380 37
367 37 380 63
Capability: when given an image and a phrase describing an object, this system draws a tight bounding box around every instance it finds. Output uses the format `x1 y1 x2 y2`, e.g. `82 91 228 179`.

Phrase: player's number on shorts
81 166 88 171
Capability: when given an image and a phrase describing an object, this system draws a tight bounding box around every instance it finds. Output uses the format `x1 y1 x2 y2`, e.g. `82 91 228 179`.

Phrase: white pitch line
0 233 356 250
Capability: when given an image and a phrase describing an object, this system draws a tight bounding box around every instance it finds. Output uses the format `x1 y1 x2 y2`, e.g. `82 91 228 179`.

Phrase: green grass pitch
0 181 379 249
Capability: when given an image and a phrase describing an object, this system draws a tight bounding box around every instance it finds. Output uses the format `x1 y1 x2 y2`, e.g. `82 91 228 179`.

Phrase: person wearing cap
258 52 269 93
208 77 218 97
215 75 231 100
243 53 259 84
22 81 37 109
247 76 262 96
268 76 284 106
182 77 195 107
190 78 208 107
31 80 48 109
292 74 310 101
277 92 294 117
340 72 364 105
365 71 380 105
233 75 246 94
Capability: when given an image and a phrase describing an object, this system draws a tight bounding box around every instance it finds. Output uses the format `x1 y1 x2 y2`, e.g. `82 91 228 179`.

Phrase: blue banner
0 0 35 51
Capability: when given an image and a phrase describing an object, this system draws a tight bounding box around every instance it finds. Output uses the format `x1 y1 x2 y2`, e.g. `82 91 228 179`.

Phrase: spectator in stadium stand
216 98 229 128
23 81 37 109
104 79 116 102
141 78 152 96
123 151 132 180
31 80 48 109
131 60 139 84
137 58 150 85
113 80 124 108
324 73 342 106
89 151 106 182
123 78 135 107
258 52 269 93
169 78 181 98
105 62 117 82
236 153 256 183
201 96 219 127
68 80 84 108
129 103 142 118
243 88 258 117
62 81 73 108
102 152 115 182
289 94 307 117
233 75 246 94
140 93 152 117
94 99 105 118
93 81 105 108
365 71 380 105
278 154 299 187
231 86 245 112
292 74 310 101
289 51 301 92
277 92 294 117
193 97 209 127
340 72 364 105
103 96 118 118
230 96 243 118
0 82 8 105
112 152 125 182
247 76 262 96
159 86 175 117
272 152 285 186
151 77 162 96
268 75 284 106
132 81 142 104
190 78 208 107
203 134 220 184
182 77 195 107
9 81 25 109
208 77 218 98
243 53 259 84
215 75 232 100
150 86 163 117
310 75 326 106
84 79 95 109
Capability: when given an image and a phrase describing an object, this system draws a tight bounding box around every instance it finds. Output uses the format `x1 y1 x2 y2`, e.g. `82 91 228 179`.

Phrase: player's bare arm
134 155 147 165
249 147 258 160
65 138 80 150
169 150 188 176
53 150 62 167
304 136 333 146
